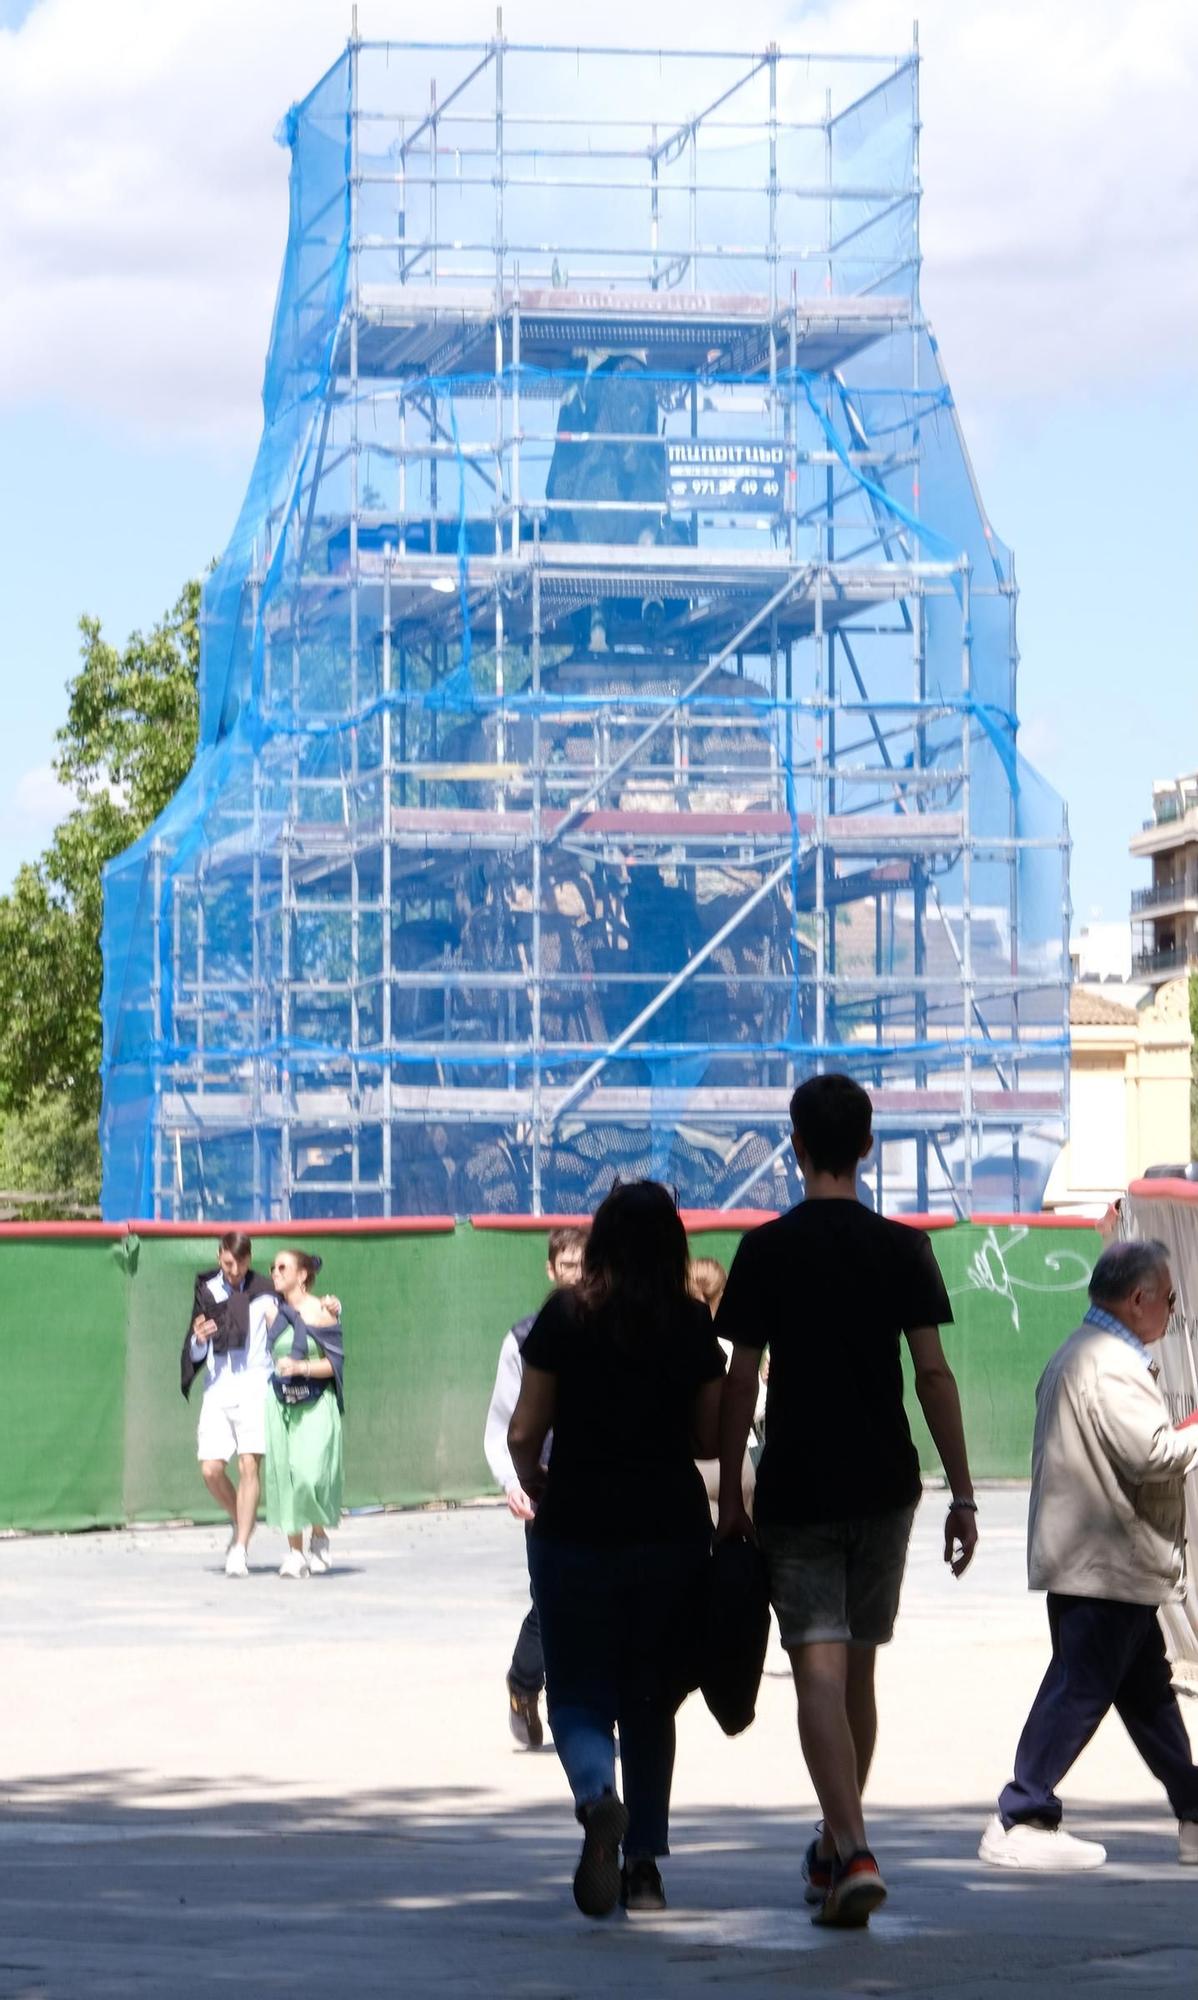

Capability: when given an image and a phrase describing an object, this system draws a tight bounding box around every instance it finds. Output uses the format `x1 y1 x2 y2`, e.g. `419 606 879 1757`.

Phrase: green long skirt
264 1336 343 1533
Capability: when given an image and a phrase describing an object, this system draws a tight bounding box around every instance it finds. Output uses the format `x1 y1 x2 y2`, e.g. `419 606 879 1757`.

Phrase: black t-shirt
522 1289 725 1546
715 1200 953 1528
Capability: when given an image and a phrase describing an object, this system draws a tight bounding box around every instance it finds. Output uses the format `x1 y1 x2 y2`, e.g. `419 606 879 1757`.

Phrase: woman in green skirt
263 1249 345 1579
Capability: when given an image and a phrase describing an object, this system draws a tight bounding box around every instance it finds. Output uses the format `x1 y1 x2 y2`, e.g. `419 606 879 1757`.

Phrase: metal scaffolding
101 29 1071 1221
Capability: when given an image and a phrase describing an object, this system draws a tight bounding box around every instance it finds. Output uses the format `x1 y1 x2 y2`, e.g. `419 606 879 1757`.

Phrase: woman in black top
508 1182 725 1919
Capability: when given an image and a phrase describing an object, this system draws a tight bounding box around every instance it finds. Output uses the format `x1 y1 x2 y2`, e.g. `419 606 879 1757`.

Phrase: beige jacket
1027 1323 1198 1605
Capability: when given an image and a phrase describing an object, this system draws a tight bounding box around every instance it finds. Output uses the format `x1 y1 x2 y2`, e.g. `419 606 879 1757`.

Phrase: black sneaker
811 1848 887 1928
573 1793 629 1918
621 1858 666 1912
506 1678 544 1750
801 1826 834 1906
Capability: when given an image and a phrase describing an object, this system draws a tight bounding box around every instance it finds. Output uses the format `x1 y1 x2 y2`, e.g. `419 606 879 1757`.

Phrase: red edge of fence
1127 1179 1198 1205
969 1212 1101 1230
0 1210 1104 1242
469 1210 966 1232
127 1217 458 1237
0 1221 129 1240
468 1208 788 1224
0 1217 458 1241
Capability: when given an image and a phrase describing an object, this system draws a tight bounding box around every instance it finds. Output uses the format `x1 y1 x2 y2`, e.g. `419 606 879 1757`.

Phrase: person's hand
715 1498 755 1546
945 1504 978 1578
275 1357 303 1379
321 1294 342 1318
506 1486 536 1522
192 1315 217 1344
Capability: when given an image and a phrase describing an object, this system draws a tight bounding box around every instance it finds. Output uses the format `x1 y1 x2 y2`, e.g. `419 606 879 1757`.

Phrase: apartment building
1130 771 1198 985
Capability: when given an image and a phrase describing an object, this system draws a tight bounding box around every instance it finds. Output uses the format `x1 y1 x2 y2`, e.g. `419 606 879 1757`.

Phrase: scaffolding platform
345 284 912 381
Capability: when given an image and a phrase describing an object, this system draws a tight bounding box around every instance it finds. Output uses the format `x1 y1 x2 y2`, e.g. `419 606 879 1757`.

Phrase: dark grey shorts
760 1502 918 1648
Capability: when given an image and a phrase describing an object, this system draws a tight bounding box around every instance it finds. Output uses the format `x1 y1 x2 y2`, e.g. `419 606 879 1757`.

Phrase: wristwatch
949 1496 978 1512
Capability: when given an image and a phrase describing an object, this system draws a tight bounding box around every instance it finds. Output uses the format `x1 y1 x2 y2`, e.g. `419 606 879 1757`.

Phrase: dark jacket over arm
180 1268 272 1399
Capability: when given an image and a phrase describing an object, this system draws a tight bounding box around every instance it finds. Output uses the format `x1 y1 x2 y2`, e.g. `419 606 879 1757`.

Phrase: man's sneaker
224 1544 249 1578
621 1857 666 1912
812 1849 887 1928
978 1814 1105 1871
278 1550 310 1580
802 1827 834 1906
1178 1820 1198 1866
572 1793 629 1918
506 1678 544 1750
308 1533 333 1573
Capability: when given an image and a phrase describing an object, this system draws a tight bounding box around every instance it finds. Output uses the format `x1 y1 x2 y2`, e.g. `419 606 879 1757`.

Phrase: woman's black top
522 1289 725 1546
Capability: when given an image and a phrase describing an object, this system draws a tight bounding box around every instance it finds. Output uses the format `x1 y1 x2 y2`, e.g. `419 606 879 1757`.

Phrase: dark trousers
528 1534 707 1857
1000 1593 1198 1829
508 1526 544 1695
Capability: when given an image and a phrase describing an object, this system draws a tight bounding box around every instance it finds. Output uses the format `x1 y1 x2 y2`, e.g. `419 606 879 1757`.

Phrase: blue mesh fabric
100 41 1068 1220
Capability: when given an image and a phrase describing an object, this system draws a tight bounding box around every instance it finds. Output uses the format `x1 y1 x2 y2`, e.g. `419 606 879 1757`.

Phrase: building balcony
1131 872 1198 915
1132 943 1197 981
1129 810 1198 860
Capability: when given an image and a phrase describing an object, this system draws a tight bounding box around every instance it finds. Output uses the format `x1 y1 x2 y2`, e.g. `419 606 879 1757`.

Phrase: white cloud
0 0 1195 450
0 764 72 849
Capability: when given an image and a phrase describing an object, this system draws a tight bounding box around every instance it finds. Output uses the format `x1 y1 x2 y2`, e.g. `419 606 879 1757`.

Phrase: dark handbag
269 1370 326 1408
697 1535 771 1736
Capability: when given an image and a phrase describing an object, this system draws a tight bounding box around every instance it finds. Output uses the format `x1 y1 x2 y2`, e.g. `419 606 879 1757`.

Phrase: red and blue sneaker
812 1848 888 1928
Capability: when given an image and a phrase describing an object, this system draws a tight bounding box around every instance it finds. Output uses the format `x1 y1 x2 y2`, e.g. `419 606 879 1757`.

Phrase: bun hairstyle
293 1250 324 1285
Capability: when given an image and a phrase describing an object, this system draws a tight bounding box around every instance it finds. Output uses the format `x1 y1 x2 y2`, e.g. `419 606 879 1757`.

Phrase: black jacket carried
180 1267 273 1399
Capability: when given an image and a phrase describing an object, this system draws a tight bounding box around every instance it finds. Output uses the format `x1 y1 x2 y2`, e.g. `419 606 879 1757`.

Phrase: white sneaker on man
224 1544 249 1578
278 1550 310 1580
308 1533 333 1573
1180 1820 1198 1866
978 1814 1105 1871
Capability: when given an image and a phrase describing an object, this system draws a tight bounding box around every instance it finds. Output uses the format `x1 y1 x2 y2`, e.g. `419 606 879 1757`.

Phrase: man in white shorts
181 1232 274 1577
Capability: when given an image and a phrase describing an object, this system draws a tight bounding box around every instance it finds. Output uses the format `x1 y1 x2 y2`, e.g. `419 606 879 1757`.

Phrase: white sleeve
189 1336 210 1363
483 1334 524 1493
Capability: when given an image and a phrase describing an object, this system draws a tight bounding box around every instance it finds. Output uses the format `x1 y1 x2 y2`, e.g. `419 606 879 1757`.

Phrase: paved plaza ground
1 1488 1196 1997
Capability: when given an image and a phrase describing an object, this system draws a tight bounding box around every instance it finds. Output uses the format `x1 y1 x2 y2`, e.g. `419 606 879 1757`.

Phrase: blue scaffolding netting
100 38 1070 1221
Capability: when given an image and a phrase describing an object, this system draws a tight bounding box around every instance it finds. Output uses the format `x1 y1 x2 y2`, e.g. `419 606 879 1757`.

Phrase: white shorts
196 1377 268 1462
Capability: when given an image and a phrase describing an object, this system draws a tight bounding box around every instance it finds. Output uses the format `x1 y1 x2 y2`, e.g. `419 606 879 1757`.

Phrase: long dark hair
575 1181 690 1349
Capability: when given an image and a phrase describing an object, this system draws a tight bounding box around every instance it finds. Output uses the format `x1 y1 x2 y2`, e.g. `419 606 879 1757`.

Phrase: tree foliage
0 582 200 1209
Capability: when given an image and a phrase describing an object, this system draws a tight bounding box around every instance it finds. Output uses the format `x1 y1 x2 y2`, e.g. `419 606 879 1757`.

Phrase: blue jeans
528 1535 707 1857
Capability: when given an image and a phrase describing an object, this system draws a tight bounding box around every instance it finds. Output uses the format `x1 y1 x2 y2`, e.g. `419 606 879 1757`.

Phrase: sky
0 0 1195 930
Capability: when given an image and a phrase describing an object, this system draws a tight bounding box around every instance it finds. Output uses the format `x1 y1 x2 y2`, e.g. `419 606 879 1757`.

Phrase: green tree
0 581 200 1211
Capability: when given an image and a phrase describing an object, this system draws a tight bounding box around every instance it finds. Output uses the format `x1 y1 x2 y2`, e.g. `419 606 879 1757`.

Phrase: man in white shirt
483 1226 586 1746
182 1232 274 1577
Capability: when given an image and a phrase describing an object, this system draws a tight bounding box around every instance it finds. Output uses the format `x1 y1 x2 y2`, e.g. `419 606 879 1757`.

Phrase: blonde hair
688 1255 727 1316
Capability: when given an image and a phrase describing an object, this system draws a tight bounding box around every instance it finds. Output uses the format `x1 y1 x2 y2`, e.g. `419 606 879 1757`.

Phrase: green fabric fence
0 1217 1101 1534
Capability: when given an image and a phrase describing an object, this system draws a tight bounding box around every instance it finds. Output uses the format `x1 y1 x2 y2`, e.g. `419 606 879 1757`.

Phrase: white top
483 1331 524 1495
189 1278 274 1402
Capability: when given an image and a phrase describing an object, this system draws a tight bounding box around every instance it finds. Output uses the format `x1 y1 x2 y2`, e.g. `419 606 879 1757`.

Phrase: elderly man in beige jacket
980 1239 1198 1871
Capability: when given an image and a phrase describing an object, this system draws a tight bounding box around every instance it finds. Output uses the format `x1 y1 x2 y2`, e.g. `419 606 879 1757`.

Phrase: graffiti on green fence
949 1225 1092 1333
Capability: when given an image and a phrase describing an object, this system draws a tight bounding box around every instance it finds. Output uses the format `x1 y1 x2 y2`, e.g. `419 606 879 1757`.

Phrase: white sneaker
224 1544 249 1578
278 1550 310 1580
978 1814 1105 1871
308 1534 333 1573
1180 1821 1198 1866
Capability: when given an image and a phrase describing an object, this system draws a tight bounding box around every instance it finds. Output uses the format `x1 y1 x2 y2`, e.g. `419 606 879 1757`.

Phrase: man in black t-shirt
716 1074 977 1928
